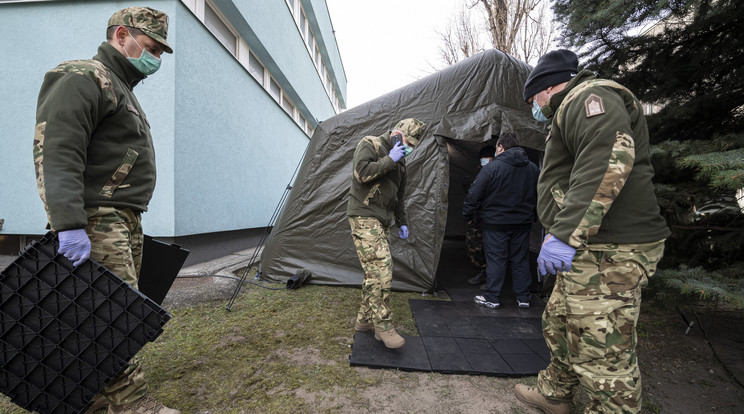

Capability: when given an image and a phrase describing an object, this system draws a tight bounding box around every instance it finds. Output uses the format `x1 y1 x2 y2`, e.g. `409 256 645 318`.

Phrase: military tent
259 49 546 292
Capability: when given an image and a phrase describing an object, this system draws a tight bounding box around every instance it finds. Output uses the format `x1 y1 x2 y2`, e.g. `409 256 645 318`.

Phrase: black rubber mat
349 238 549 376
349 332 430 371
349 299 549 375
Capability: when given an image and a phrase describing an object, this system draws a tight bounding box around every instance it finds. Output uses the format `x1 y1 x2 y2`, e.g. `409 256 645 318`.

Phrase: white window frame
204 0 238 56
281 92 295 115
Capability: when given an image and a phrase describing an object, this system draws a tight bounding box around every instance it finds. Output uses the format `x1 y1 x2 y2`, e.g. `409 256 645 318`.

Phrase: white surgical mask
479 158 490 167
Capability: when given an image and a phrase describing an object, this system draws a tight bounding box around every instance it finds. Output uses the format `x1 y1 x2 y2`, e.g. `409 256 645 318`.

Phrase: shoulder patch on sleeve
584 94 605 118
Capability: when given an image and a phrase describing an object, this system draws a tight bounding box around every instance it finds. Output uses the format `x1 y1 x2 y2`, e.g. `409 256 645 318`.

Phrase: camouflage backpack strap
49 59 117 106
555 79 636 130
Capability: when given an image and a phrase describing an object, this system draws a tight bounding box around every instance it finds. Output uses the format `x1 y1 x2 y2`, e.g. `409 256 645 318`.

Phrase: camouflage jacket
34 42 156 232
538 70 670 248
347 132 408 227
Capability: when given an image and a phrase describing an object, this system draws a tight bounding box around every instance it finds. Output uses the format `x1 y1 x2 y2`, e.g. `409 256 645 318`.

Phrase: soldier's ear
115 26 129 44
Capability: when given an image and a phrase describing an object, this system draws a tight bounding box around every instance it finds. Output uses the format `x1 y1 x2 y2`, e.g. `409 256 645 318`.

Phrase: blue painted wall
0 0 345 238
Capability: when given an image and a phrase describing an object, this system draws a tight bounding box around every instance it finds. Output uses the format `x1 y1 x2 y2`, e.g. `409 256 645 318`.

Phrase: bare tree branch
438 0 553 66
436 5 486 65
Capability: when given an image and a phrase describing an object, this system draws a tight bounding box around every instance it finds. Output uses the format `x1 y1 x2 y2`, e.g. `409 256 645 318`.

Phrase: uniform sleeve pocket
100 148 139 198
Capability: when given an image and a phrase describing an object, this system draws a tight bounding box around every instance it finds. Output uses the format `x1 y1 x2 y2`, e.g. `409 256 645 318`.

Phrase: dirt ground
635 305 744 413
326 302 744 414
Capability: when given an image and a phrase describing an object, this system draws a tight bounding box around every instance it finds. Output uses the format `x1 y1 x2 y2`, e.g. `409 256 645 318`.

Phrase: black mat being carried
349 238 549 376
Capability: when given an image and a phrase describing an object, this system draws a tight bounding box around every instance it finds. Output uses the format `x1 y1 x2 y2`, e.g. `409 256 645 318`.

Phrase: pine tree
551 0 744 306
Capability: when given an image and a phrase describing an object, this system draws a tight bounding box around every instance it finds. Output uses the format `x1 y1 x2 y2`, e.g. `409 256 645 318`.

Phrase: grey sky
326 0 464 109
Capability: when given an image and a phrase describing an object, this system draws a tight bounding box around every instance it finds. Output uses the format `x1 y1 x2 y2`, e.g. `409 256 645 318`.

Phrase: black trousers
482 229 532 303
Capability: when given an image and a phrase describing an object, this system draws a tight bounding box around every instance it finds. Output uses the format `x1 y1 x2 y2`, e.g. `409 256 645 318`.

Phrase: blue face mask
126 31 162 76
403 145 413 157
532 100 549 123
480 158 490 167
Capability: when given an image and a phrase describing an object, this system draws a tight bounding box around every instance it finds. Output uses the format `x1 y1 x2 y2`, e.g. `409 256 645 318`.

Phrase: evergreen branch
656 266 744 308
708 169 744 191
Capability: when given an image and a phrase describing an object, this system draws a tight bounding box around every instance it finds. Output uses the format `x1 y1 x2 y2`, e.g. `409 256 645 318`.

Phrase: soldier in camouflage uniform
347 118 426 349
33 7 178 414
514 50 671 414
463 145 495 286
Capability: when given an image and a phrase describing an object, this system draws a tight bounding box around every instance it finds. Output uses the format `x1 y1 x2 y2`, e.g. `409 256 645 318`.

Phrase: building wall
0 0 345 244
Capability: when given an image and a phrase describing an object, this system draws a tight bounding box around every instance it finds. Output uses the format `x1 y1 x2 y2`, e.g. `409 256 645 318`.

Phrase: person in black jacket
462 132 539 309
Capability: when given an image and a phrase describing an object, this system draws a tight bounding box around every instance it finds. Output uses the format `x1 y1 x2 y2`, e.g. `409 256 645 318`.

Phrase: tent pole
225 135 312 311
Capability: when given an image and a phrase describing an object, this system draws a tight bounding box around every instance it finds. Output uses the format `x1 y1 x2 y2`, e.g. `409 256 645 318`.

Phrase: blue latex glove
389 141 405 163
537 234 577 277
58 229 91 266
399 225 409 239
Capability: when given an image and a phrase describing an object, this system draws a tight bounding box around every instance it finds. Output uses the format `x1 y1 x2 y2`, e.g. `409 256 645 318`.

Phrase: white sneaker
517 300 530 309
474 295 500 309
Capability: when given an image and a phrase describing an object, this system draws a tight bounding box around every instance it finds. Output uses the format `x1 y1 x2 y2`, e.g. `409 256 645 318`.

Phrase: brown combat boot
354 321 374 331
374 327 405 348
107 394 180 414
514 384 570 414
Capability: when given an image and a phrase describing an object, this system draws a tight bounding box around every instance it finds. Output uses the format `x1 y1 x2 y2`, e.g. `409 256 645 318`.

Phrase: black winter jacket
462 147 539 231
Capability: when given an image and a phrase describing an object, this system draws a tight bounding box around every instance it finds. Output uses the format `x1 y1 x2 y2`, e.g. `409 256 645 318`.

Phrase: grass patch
0 281 443 413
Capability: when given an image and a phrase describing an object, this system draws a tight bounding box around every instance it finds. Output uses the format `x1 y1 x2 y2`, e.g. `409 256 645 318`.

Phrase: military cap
393 118 426 147
108 7 173 53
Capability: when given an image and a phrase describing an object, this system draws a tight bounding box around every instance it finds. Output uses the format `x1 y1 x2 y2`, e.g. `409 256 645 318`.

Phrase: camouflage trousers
85 206 148 407
464 222 486 269
349 216 394 331
537 240 665 413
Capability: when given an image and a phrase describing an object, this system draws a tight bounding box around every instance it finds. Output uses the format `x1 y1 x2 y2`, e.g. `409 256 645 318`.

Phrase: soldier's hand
537 234 576 276
389 142 405 163
58 228 91 267
399 225 409 239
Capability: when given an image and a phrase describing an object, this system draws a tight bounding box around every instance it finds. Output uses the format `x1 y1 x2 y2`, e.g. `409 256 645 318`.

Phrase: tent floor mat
349 297 548 376
349 237 548 376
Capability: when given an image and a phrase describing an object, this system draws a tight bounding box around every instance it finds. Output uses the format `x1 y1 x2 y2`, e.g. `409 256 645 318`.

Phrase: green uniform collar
547 69 596 117
93 42 146 90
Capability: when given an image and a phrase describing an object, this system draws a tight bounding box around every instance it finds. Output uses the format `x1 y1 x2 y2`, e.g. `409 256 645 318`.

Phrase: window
248 51 264 83
205 3 237 55
300 12 308 41
306 33 314 53
315 46 322 68
269 78 281 101
281 93 295 115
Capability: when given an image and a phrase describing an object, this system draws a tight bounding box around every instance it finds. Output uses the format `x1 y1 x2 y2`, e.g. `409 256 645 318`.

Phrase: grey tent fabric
260 49 546 292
